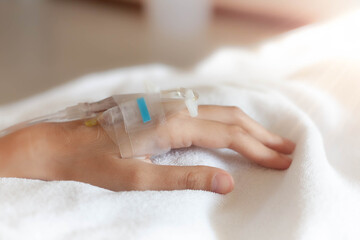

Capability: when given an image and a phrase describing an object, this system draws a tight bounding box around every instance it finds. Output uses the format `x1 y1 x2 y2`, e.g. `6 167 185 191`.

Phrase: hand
0 105 295 194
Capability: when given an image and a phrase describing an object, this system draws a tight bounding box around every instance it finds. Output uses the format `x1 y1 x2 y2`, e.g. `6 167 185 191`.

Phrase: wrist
0 124 50 178
0 129 25 177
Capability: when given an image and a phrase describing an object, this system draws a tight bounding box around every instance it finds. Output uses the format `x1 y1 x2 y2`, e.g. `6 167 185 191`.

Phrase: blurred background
0 0 358 104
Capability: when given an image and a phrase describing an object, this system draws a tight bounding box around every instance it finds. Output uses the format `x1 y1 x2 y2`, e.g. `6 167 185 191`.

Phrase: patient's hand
0 105 295 194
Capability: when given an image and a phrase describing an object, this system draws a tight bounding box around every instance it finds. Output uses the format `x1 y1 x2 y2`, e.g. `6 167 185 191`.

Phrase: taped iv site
0 88 199 158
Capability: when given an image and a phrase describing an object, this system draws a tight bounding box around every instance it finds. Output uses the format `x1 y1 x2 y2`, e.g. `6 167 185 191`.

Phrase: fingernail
281 154 293 163
211 173 234 194
287 140 296 152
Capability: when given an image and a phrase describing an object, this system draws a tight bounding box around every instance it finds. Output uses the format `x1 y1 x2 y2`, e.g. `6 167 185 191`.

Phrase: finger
196 105 296 154
66 156 144 192
169 117 292 170
142 163 234 194
71 156 234 194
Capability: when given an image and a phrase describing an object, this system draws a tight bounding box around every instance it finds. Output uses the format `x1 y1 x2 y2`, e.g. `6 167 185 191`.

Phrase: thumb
146 164 234 194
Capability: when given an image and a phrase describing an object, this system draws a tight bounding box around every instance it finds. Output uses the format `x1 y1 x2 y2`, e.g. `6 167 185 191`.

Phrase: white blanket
1 11 360 240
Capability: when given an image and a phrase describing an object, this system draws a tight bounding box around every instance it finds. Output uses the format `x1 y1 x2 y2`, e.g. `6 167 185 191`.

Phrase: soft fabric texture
1 11 360 240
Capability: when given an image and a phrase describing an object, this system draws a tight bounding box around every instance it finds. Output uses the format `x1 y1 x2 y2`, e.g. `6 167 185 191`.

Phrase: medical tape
98 93 171 158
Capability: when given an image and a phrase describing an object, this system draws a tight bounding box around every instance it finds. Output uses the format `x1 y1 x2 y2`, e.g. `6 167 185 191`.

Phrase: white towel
1 11 360 240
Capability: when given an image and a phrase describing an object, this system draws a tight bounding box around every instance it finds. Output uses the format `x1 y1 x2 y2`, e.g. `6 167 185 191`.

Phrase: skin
0 105 296 194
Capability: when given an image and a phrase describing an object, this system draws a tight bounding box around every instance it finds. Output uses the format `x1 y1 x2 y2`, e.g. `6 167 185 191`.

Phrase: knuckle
227 125 248 146
229 106 245 120
229 125 247 137
166 115 192 149
128 166 146 190
166 112 189 131
166 115 182 133
181 137 192 148
168 110 189 122
184 171 199 190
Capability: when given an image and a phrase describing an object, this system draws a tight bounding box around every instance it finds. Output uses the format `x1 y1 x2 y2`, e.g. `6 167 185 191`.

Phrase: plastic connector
185 89 198 117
